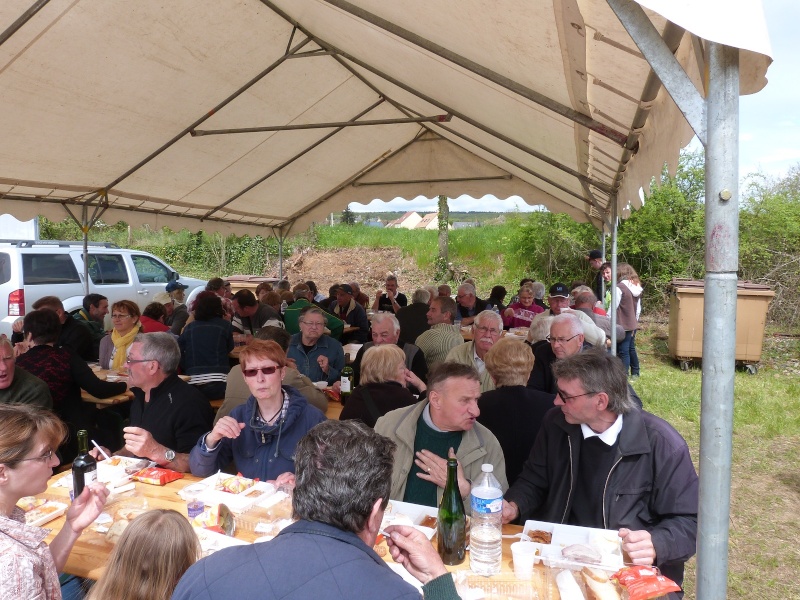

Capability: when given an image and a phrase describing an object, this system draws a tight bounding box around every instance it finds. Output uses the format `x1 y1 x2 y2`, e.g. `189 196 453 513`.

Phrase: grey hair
458 283 476 297
371 312 400 333
0 336 13 355
412 288 431 304
551 349 637 415
573 291 598 307
433 296 457 323
530 282 546 300
551 313 583 337
299 305 327 325
474 309 503 330
528 315 553 343
427 361 480 394
386 274 398 284
423 285 438 301
293 420 396 535
134 332 181 374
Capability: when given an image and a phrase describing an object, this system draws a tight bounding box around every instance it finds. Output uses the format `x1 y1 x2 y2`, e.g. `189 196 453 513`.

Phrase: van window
0 253 10 285
132 255 170 283
22 254 81 285
87 254 129 285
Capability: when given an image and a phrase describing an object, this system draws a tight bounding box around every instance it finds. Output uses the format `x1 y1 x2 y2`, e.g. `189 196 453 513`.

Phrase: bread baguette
582 567 610 583
555 570 585 600
581 571 621 600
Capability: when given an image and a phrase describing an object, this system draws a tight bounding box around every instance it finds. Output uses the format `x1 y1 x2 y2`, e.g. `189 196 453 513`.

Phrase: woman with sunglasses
99 300 142 371
188 339 326 481
0 404 109 600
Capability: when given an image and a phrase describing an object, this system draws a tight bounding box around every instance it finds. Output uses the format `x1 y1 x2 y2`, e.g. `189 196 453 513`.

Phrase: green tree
340 206 356 225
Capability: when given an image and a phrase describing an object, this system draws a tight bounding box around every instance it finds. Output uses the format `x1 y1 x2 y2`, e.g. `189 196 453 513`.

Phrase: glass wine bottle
72 429 98 497
437 456 466 565
340 364 353 404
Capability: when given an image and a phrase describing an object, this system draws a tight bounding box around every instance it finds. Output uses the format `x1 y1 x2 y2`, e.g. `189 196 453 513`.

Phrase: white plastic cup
511 541 539 579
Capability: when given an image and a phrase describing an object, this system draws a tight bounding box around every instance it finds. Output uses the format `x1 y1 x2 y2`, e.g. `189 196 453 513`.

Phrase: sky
350 0 797 214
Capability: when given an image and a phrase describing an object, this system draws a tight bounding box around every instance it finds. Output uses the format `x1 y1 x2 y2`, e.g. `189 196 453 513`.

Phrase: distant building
386 211 422 229
452 221 479 229
364 218 384 228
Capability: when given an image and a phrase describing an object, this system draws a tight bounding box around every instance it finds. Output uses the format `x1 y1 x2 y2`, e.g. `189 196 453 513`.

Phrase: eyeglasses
546 334 580 345
126 358 155 365
17 449 55 464
243 366 279 378
555 388 598 402
111 313 132 319
474 325 501 336
300 321 325 328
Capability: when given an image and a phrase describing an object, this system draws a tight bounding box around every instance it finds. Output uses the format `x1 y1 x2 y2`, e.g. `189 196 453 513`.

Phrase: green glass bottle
72 429 98 497
340 364 354 405
437 457 466 565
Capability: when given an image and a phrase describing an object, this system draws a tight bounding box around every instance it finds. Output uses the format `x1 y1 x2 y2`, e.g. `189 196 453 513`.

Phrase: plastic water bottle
280 300 288 315
454 310 462 328
469 464 503 575
492 304 500 316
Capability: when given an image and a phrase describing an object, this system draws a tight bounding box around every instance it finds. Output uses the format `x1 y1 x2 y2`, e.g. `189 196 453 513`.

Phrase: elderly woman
0 403 109 600
179 292 234 400
476 338 555 486
99 300 142 370
189 339 326 481
502 284 545 329
16 310 128 461
339 344 423 428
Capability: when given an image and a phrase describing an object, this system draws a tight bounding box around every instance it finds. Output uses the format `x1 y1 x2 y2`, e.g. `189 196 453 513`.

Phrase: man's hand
504 307 515 318
501 499 519 524
385 524 448 585
374 290 383 301
386 289 396 301
317 355 329 374
619 528 656 565
414 448 470 498
66 482 109 533
205 416 246 448
273 471 296 491
88 445 111 461
123 426 163 462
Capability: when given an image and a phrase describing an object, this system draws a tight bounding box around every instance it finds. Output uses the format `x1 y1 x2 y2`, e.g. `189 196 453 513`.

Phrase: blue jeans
629 329 640 376
617 330 634 376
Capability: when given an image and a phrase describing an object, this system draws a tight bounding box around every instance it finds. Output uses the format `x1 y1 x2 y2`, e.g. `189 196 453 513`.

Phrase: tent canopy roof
0 0 771 236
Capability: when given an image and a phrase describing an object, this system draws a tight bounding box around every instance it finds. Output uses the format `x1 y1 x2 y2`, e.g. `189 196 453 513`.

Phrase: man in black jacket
504 350 698 595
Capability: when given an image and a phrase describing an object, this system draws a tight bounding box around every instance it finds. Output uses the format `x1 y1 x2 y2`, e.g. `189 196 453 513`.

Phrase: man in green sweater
0 338 52 408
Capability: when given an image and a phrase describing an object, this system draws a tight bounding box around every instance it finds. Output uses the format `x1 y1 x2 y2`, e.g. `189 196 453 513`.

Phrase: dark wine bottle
72 429 98 497
340 364 353 405
437 457 466 565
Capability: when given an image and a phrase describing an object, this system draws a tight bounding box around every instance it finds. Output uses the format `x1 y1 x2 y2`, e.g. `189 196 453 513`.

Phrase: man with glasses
444 310 503 392
0 337 52 407
287 306 345 385
526 283 606 347
100 332 212 472
503 350 698 595
528 314 642 408
455 283 488 326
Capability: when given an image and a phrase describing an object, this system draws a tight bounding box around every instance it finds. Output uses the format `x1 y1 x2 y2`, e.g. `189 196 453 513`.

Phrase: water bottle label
471 495 503 514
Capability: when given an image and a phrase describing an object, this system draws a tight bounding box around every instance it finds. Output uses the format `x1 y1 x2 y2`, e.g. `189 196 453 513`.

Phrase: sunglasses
243 366 280 378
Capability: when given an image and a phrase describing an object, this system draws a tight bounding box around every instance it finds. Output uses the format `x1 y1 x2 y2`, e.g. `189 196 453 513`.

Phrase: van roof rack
0 240 120 248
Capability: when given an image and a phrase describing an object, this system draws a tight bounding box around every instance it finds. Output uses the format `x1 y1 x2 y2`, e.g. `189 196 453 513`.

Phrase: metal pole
609 203 618 354
278 233 284 280
82 207 90 296
696 42 739 600
601 229 607 302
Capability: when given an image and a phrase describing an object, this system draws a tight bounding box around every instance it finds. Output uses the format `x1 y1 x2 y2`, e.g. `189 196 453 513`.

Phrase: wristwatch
164 448 176 463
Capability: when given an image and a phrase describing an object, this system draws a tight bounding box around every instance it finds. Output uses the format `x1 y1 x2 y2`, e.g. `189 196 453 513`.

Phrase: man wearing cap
527 283 606 348
165 280 190 335
284 284 344 340
231 289 283 335
587 249 605 301
330 284 370 343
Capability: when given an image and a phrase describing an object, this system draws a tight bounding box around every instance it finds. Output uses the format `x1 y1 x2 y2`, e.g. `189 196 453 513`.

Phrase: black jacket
505 407 698 590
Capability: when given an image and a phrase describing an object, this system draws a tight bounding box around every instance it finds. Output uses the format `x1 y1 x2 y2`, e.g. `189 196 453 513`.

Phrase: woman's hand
205 416 246 448
404 369 426 392
66 482 109 534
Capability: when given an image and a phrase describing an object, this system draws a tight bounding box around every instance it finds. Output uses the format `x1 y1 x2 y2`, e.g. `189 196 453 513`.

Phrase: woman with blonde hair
339 344 423 428
86 509 199 600
477 338 555 486
99 299 142 370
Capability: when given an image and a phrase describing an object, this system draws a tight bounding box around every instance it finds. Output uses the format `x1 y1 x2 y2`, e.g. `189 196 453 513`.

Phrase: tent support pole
600 228 607 301
0 0 51 47
696 42 739 600
609 202 618 354
62 196 109 295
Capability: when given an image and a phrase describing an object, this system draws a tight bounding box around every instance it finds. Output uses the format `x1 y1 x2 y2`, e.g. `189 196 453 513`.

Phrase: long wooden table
41 470 528 583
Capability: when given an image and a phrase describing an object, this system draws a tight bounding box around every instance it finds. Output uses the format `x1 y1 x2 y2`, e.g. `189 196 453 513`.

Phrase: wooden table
325 399 343 420
41 471 531 584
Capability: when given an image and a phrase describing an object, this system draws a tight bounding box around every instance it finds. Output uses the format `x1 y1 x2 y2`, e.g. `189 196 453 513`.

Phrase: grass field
630 320 800 599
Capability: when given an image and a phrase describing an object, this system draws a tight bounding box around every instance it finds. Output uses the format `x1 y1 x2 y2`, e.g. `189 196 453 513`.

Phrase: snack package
613 566 680 600
218 474 257 494
132 467 184 486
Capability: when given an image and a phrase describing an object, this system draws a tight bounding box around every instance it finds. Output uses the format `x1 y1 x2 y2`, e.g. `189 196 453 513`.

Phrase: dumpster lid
668 278 773 292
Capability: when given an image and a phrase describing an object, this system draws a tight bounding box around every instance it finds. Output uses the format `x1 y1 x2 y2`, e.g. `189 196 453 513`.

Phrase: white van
0 240 206 337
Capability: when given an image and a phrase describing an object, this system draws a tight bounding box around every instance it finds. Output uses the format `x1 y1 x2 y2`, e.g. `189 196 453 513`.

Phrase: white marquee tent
0 2 774 598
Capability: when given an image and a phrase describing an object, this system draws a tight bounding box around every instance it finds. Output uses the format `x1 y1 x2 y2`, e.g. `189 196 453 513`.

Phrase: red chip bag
132 467 184 486
613 566 660 587
625 575 681 600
